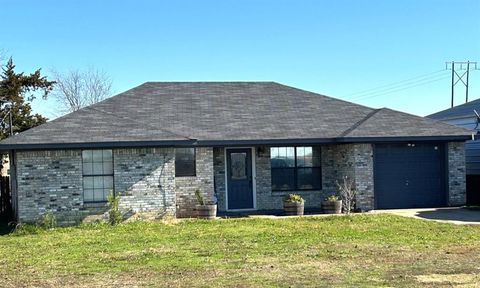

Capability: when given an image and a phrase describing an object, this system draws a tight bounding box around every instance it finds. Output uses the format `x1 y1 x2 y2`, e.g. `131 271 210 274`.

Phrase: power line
344 69 446 98
352 75 450 102
350 73 450 101
353 75 450 101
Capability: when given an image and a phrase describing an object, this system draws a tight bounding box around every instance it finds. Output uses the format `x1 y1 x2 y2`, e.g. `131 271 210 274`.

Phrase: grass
0 214 479 287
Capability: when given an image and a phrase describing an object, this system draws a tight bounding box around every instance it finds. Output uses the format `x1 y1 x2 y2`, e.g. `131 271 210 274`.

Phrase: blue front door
227 149 254 210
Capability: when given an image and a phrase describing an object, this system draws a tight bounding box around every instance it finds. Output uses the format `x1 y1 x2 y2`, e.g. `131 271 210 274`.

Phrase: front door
227 149 254 210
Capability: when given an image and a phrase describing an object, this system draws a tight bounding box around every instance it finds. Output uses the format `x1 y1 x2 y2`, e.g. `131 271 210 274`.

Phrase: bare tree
52 68 112 113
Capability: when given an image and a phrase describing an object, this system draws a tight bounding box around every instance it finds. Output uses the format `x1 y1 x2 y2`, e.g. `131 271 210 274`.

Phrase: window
175 148 196 177
230 152 247 180
82 150 114 202
270 146 322 191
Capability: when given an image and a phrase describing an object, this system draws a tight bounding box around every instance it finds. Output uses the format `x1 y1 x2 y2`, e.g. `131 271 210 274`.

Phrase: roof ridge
338 108 383 137
86 107 194 140
143 81 277 84
271 82 377 112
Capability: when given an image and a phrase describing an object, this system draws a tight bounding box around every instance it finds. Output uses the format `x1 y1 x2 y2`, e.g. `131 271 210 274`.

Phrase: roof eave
336 135 471 143
0 140 197 151
0 135 471 151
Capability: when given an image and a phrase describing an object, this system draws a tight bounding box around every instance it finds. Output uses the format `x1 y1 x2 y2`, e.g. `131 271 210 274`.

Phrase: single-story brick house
0 82 472 224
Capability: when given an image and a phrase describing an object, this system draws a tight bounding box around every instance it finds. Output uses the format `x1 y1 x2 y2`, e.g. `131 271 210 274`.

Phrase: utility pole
446 61 478 107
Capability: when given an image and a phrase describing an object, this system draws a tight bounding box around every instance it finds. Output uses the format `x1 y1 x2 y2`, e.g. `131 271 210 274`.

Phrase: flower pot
322 200 342 214
196 204 217 219
284 201 305 216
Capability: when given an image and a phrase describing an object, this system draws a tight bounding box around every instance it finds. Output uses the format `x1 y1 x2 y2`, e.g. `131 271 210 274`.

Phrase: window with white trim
82 150 114 202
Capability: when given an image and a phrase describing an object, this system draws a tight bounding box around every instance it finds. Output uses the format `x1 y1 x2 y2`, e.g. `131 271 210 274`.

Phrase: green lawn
0 214 479 287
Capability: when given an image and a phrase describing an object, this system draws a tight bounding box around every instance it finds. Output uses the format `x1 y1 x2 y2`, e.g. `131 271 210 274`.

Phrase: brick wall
352 144 375 210
16 150 83 224
175 147 214 217
255 147 276 210
213 147 226 211
322 144 374 211
114 148 176 215
448 142 466 205
15 148 178 224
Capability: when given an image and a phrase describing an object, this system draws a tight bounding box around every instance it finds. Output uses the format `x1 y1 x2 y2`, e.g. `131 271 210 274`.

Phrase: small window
231 152 247 180
175 148 196 177
82 149 114 202
270 146 322 191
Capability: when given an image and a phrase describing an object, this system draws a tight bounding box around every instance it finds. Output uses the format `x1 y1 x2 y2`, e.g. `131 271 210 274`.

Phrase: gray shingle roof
343 108 470 138
428 98 480 120
0 82 472 149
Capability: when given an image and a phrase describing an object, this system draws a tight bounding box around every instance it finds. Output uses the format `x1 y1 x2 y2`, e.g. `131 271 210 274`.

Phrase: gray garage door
374 143 447 209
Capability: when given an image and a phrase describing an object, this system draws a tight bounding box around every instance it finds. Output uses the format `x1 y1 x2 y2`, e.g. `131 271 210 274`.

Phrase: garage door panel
375 143 446 209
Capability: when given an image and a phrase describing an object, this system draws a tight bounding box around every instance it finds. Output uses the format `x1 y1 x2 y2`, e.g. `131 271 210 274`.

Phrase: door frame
224 147 257 211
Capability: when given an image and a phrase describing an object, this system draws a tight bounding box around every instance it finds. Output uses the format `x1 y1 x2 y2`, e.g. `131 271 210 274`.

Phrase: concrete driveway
374 207 480 225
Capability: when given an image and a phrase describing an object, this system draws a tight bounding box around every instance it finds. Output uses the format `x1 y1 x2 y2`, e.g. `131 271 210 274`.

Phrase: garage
374 143 447 209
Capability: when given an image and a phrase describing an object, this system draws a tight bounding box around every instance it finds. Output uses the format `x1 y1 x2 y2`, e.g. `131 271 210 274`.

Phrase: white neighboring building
428 99 480 205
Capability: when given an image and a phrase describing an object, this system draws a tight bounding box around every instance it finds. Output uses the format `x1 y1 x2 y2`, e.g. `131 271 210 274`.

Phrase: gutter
0 135 471 151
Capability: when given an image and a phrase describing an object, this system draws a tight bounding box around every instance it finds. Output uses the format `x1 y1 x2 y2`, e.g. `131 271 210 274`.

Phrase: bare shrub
336 176 356 214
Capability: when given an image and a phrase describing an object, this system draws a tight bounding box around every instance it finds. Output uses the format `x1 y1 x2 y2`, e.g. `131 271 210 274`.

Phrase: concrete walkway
373 207 480 225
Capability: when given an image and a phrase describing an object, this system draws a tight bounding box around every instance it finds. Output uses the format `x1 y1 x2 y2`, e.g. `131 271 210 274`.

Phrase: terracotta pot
196 204 217 219
284 201 305 216
322 200 342 214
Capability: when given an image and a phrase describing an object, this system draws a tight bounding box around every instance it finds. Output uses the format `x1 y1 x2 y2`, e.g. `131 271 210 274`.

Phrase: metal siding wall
466 140 480 175
444 117 480 175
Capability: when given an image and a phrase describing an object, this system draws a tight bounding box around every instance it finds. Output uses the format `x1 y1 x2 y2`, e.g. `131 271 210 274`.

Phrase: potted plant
322 195 342 214
195 189 217 219
283 193 305 216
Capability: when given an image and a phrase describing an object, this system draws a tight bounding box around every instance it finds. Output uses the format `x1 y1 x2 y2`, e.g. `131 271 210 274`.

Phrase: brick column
447 142 466 206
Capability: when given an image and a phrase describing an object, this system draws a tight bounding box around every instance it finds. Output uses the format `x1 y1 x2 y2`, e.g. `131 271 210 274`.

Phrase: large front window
82 150 114 202
270 146 322 191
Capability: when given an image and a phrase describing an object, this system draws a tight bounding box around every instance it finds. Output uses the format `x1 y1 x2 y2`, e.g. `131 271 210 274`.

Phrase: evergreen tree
0 58 55 140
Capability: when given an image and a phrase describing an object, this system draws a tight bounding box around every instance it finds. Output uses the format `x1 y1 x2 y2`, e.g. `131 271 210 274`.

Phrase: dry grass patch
415 273 480 287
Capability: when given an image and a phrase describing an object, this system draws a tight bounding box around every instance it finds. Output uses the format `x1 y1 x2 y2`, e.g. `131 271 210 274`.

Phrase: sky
2 0 480 119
